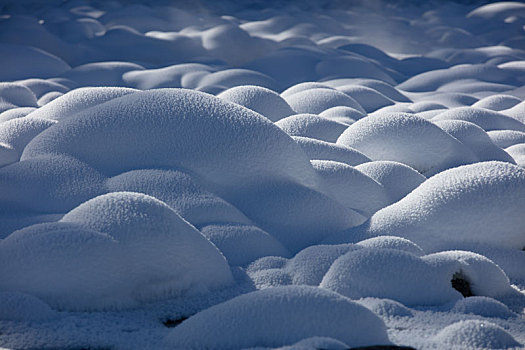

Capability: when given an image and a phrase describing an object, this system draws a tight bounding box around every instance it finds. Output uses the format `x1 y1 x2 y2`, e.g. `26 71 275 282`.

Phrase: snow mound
311 160 390 216
488 130 525 148
21 89 319 193
357 297 413 318
320 248 461 306
505 143 525 167
0 292 57 321
422 251 513 298
0 107 36 123
199 224 290 266
355 161 426 204
0 192 234 310
433 107 525 133
0 116 56 166
0 155 106 216
0 44 70 81
364 162 525 251
472 94 522 111
293 136 371 166
451 296 514 319
318 106 365 125
335 85 394 113
229 180 366 253
433 320 521 349
337 112 476 175
283 88 365 115
26 87 137 121
163 286 390 349
356 236 424 257
434 119 515 163
276 114 349 143
218 85 294 122
106 169 252 228
0 83 38 112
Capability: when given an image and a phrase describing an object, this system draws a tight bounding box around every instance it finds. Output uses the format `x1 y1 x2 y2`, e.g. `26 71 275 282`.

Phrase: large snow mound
363 161 525 251
0 192 234 310
164 286 391 349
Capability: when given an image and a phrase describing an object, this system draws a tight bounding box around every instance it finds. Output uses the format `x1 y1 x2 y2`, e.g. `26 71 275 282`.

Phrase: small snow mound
487 130 525 148
106 169 252 228
293 136 371 166
366 162 525 251
433 320 521 349
218 85 294 122
452 296 514 319
433 107 525 133
319 106 365 125
434 119 515 163
0 292 57 321
356 236 424 256
283 88 365 115
355 161 426 204
337 112 476 175
320 248 460 306
357 297 413 318
505 143 525 167
276 114 349 142
472 94 522 111
423 251 513 298
199 224 290 267
311 160 390 216
335 85 394 113
163 286 390 349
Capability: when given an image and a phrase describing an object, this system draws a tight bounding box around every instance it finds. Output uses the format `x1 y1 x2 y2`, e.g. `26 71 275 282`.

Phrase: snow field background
1 0 525 349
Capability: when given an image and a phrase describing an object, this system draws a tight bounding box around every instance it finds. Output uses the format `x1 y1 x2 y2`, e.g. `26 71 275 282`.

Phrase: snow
164 286 391 349
1 192 234 310
337 112 477 175
362 161 525 251
1 0 525 348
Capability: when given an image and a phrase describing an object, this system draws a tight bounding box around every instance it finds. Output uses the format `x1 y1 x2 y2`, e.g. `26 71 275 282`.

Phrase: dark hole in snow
451 272 473 297
162 316 188 328
348 346 417 350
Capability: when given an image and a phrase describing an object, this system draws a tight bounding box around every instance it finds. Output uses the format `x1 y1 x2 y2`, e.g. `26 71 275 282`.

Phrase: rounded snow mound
355 161 426 204
320 248 461 306
433 320 521 349
0 155 106 215
356 236 424 256
293 136 371 166
106 169 252 228
283 88 365 115
163 286 390 349
365 161 525 251
488 130 525 149
217 85 294 122
0 291 57 321
451 296 514 319
0 192 234 310
0 116 56 166
357 297 413 318
311 160 390 216
26 87 137 122
199 224 290 266
337 113 476 175
433 107 525 133
506 143 525 167
276 114 349 143
21 89 319 193
434 119 515 163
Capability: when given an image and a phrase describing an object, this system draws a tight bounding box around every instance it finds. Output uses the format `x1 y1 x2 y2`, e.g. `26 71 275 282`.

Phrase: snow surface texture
1 0 525 349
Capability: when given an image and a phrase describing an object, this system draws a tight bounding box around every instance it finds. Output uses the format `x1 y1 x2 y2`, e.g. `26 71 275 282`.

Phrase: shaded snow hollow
1 0 525 349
